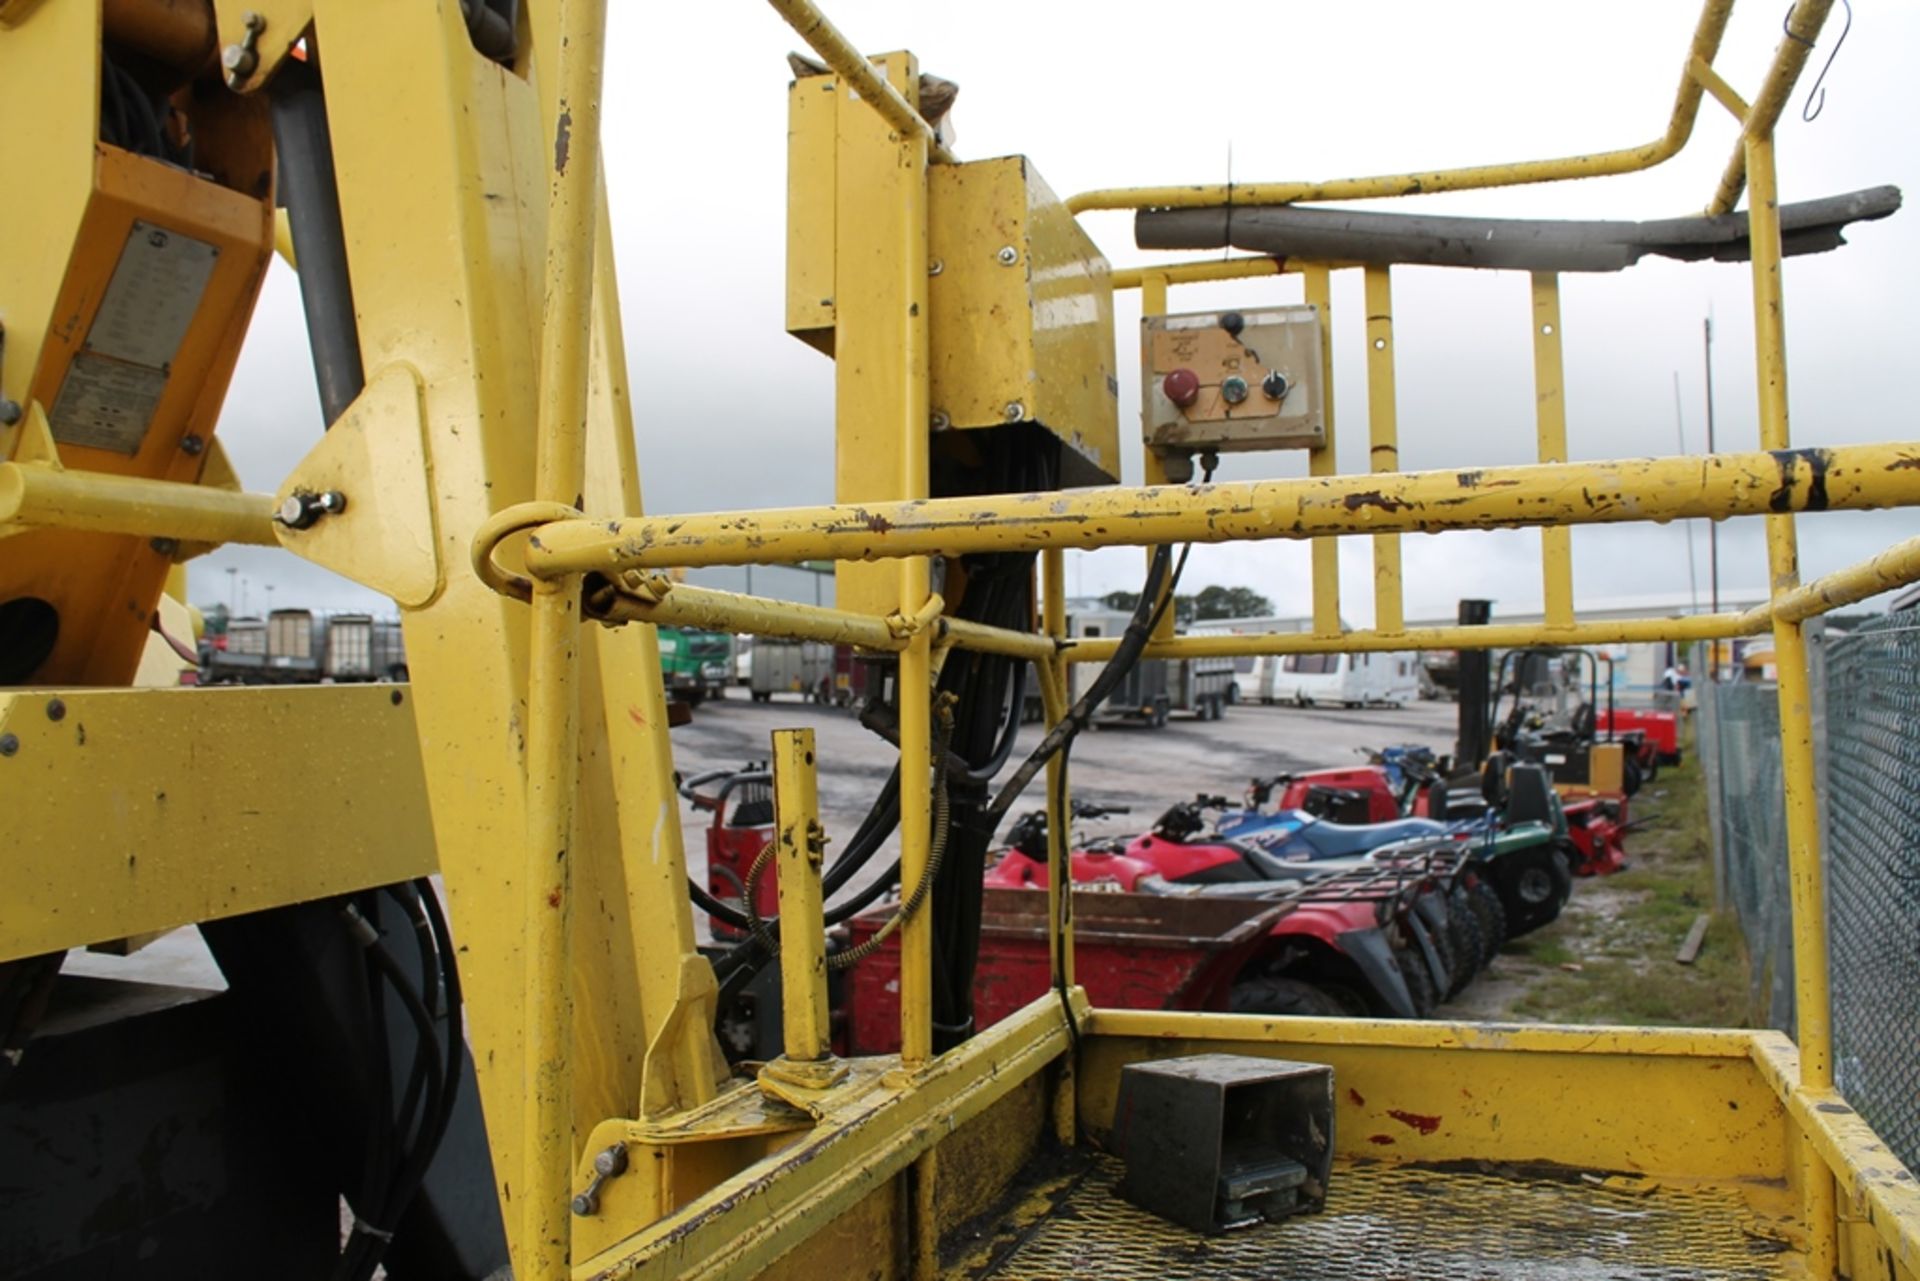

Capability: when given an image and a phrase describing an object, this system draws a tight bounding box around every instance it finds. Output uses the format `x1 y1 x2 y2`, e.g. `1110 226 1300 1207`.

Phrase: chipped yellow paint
520 443 1920 578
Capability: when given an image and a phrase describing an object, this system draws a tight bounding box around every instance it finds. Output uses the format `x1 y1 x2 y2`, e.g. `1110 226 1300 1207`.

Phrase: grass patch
1500 749 1754 1029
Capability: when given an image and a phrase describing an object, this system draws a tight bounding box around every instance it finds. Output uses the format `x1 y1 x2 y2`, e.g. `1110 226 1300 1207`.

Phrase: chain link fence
1698 614 1920 1173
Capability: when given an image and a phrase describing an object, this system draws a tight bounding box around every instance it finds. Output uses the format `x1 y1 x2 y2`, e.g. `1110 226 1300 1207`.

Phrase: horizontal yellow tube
1753 534 1920 627
0 462 280 546
523 442 1920 577
1066 612 1762 663
1110 257 1286 290
937 615 1057 663
597 578 907 651
592 577 1054 661
1067 0 1734 213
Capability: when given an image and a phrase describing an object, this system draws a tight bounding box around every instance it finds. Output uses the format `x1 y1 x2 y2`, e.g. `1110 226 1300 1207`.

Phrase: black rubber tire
1397 948 1438 1018
1622 755 1644 797
1499 847 1575 937
1445 885 1485 997
1230 975 1347 1018
1468 879 1509 958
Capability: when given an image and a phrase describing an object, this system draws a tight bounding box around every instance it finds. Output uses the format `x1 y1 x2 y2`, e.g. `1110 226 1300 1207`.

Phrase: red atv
986 801 1499 1019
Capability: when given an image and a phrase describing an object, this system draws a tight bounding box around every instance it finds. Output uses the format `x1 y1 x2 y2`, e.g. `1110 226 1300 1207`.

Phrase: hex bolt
221 42 257 79
150 537 180 556
0 399 21 426
222 11 265 84
570 1143 630 1217
1003 401 1026 422
0 734 17 757
180 433 205 455
928 258 944 276
46 699 65 722
930 411 951 430
276 489 348 531
996 246 1019 266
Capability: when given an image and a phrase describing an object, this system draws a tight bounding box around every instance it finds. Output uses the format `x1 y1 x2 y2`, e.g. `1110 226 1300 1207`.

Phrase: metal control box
787 69 1119 488
1142 306 1325 477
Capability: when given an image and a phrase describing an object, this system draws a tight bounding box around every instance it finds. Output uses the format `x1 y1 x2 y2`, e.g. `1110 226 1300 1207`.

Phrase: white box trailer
1266 650 1421 707
323 615 409 682
749 639 835 703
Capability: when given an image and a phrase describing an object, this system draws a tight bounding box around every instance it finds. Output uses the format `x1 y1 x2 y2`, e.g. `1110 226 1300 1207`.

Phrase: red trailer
843 889 1289 1055
1596 707 1682 765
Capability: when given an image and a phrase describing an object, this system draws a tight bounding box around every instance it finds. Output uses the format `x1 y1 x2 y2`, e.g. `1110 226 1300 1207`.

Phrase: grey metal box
1113 1053 1334 1233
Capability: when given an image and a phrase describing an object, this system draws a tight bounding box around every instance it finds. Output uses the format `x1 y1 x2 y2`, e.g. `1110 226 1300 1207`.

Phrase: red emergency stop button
1162 367 1200 408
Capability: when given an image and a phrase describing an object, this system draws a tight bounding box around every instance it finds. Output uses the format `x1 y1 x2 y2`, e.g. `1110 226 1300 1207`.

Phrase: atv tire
1499 846 1575 938
1230 975 1346 1018
1467 879 1509 958
1445 885 1486 997
1398 948 1438 1018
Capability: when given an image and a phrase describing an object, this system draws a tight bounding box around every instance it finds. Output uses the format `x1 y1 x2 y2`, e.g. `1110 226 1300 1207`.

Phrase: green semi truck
657 626 734 705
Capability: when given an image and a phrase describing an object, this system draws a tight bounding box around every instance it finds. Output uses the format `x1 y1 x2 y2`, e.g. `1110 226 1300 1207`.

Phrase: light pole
226 565 238 613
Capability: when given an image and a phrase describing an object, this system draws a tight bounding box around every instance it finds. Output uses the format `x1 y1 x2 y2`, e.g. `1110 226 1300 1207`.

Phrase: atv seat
1293 814 1446 859
1504 763 1558 827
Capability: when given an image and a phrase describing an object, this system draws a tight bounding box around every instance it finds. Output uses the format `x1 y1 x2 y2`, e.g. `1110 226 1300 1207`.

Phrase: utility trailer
1167 653 1235 720
747 637 835 703
200 615 267 684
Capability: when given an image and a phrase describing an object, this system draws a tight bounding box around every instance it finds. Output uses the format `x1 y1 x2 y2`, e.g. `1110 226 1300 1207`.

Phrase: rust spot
547 888 562 908
628 706 647 727
862 509 894 534
1347 1088 1367 1107
1768 448 1832 513
1387 1109 1442 1135
1886 455 1920 471
1368 1134 1397 1146
553 107 572 174
1343 489 1412 514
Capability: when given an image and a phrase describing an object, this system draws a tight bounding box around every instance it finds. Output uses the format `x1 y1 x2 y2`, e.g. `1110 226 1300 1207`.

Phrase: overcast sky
195 2 1918 625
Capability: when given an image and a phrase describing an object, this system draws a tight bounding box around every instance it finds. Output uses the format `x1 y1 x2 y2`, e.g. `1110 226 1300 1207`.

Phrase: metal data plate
1142 306 1324 461
47 220 218 455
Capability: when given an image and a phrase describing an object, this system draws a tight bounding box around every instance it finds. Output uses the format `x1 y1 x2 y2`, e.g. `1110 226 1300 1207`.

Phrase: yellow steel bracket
0 684 436 962
275 363 443 608
888 592 947 641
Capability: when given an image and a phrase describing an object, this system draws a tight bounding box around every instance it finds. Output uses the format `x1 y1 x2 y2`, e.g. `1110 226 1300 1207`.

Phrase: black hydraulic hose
270 59 366 428
984 543 1174 825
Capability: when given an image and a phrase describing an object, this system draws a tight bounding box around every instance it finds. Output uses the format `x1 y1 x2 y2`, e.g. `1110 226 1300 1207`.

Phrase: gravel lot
673 688 1460 881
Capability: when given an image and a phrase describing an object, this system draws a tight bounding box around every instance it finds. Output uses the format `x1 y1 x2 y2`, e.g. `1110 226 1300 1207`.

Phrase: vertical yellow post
1363 267 1404 633
521 0 607 1274
1303 266 1342 638
770 728 831 1063
1040 546 1077 1145
1531 273 1575 628
1040 548 1073 990
1139 271 1177 642
1746 131 1837 1279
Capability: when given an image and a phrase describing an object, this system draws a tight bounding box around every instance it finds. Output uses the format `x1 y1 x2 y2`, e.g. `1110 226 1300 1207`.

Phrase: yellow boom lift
2 0 1918 1277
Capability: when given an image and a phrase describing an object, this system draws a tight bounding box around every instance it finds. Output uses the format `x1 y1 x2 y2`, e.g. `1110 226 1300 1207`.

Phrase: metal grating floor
951 1154 1802 1280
